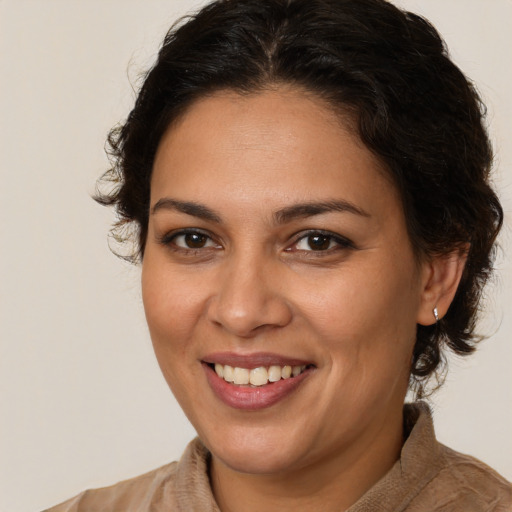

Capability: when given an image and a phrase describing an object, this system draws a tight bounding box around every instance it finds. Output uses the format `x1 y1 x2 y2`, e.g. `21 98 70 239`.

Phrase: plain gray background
1 1 511 510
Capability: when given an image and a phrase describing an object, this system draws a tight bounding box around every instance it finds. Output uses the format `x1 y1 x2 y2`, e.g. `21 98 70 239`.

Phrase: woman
46 0 511 510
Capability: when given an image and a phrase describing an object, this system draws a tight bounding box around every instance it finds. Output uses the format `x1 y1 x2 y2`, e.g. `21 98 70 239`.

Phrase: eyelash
158 228 354 255
158 229 220 252
288 230 354 254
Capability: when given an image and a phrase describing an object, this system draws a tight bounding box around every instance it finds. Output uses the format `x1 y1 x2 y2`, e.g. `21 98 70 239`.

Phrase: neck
210 406 405 512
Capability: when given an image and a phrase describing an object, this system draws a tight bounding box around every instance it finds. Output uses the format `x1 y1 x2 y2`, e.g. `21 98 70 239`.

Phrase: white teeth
213 363 308 386
249 367 268 386
268 365 282 382
233 367 250 385
223 365 234 382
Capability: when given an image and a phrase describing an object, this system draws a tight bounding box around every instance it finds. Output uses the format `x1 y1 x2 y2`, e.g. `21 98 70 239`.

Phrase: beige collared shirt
44 403 512 511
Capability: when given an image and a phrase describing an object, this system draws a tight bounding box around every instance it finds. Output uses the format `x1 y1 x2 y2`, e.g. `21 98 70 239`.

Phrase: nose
207 254 293 338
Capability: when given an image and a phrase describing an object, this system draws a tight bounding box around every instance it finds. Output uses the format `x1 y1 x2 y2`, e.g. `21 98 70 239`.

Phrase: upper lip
202 352 314 369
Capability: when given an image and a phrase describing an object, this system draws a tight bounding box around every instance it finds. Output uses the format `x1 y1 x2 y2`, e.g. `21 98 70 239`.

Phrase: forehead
157 88 349 164
151 87 400 218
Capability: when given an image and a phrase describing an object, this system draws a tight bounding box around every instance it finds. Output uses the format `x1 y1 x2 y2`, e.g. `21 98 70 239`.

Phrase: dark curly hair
97 0 503 396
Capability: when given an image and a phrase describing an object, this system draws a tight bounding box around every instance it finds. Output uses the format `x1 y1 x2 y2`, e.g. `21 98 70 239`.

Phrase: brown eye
291 231 353 253
184 233 208 248
168 231 218 250
307 234 332 251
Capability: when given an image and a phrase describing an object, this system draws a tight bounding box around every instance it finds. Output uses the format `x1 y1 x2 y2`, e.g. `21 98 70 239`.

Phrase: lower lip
203 363 312 411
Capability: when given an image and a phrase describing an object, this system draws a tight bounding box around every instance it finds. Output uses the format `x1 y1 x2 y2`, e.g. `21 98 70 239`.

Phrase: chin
205 426 307 475
216 445 301 475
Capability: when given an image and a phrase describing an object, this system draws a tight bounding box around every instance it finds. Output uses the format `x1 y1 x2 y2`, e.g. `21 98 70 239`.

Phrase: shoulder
408 438 512 511
42 437 216 512
42 461 179 512
371 403 512 512
430 444 511 510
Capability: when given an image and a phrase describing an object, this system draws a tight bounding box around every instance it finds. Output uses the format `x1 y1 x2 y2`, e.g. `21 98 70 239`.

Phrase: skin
141 87 465 511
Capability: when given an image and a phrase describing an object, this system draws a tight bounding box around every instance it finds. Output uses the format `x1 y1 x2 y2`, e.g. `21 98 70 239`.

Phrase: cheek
141 256 204 354
293 256 420 367
141 261 208 405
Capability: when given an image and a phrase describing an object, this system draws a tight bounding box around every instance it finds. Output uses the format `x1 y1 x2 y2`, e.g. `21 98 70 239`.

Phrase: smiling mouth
206 363 313 387
202 357 316 410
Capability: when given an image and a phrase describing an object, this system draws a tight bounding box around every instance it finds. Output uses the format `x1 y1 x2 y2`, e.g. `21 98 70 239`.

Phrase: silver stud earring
433 307 439 322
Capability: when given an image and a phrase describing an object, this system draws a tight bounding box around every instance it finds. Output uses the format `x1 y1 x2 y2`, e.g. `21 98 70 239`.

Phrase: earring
433 307 439 322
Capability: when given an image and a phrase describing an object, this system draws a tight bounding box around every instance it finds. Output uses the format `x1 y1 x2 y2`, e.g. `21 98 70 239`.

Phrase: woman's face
142 88 431 475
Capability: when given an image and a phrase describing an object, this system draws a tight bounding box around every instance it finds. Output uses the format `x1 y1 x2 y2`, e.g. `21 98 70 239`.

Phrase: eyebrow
151 198 222 223
151 197 370 224
274 200 370 224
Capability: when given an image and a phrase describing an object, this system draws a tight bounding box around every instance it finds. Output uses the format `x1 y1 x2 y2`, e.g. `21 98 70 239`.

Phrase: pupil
308 234 330 250
185 233 206 248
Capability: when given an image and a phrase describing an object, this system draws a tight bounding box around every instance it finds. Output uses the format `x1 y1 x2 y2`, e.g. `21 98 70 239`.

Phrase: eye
161 229 220 250
291 231 353 252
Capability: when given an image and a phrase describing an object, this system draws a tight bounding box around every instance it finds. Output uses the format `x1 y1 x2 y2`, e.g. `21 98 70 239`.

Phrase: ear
416 247 468 326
